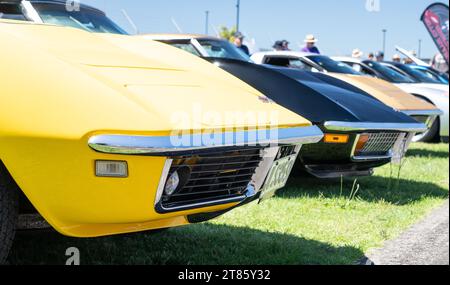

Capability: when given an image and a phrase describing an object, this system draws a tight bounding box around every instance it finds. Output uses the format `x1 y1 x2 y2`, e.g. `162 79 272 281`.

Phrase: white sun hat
304 34 318 43
352 49 364 58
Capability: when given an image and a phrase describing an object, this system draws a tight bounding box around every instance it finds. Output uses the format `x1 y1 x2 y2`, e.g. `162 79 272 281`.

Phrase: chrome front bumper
88 126 324 155
88 126 324 212
323 121 428 133
402 109 443 129
323 121 426 162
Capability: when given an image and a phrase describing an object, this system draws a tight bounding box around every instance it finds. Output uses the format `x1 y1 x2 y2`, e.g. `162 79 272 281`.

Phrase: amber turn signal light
324 134 349 144
355 134 370 152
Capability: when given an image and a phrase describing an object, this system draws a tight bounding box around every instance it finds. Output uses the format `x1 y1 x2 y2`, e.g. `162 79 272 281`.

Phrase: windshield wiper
69 16 93 32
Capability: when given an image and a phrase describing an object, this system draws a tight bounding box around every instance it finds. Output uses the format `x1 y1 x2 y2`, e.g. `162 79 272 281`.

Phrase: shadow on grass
9 223 363 265
281 175 448 206
406 148 449 159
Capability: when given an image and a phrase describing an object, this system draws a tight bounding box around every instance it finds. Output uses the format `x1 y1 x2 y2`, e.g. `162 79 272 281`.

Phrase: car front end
0 19 324 239
300 122 425 178
181 57 428 179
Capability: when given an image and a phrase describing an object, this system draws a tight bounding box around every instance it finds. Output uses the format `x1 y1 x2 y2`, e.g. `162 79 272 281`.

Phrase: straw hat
304 34 318 43
352 49 364 58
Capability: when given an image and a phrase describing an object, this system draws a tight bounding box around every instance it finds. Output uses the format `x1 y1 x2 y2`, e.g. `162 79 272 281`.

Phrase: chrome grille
161 147 264 209
354 132 402 157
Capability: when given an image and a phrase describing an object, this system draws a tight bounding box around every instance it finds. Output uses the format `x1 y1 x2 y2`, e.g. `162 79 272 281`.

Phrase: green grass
9 143 449 265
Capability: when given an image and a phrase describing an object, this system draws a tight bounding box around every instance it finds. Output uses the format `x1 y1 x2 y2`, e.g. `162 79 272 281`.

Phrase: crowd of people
232 33 322 55
230 32 448 73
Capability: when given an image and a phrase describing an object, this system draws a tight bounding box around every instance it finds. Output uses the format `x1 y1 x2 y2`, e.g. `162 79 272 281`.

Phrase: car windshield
306 55 362 75
0 3 28 20
160 40 202 56
402 65 444 84
198 39 251 62
363 61 415 83
32 3 127 34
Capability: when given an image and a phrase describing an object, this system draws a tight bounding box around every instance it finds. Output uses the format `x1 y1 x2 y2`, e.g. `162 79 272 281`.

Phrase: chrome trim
392 133 414 163
402 110 441 130
324 121 427 133
425 116 438 129
190 39 210 57
88 126 323 155
350 134 394 161
353 153 393 161
250 147 280 192
350 132 412 161
155 157 252 212
159 192 250 212
154 159 173 207
158 186 256 212
155 146 301 212
402 109 444 116
21 0 44 23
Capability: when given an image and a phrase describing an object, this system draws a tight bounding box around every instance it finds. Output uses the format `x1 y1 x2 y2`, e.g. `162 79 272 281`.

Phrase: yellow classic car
0 18 323 262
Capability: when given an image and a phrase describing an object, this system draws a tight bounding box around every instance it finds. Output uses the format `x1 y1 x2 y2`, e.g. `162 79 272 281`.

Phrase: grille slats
163 193 244 208
188 173 254 181
183 154 263 160
161 147 264 209
355 132 402 157
190 165 260 174
176 160 262 168
170 187 246 197
184 179 252 188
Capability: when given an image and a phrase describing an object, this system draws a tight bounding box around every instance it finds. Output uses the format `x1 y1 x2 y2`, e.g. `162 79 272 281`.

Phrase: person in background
301 35 320 54
375 51 384 62
431 52 449 74
273 41 284 51
352 49 364 59
233 32 250 55
392 54 401 63
403 51 416 64
281 40 291 51
368 52 375 61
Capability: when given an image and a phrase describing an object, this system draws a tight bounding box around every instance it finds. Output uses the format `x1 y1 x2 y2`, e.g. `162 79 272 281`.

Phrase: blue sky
83 0 448 59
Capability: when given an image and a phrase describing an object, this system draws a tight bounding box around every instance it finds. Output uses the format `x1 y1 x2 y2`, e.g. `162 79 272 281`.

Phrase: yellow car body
0 20 322 238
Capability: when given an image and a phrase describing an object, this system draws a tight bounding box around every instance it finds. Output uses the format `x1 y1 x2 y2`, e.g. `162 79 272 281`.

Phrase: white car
333 57 449 143
251 51 445 142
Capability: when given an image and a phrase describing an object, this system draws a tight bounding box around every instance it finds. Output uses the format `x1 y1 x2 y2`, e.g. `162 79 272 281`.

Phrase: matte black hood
206 58 418 125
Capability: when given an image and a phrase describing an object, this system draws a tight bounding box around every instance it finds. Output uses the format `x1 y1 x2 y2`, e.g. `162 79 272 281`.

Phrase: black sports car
145 35 426 178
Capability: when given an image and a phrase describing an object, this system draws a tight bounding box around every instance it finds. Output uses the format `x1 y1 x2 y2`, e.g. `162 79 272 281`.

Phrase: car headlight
164 171 180 196
164 167 191 196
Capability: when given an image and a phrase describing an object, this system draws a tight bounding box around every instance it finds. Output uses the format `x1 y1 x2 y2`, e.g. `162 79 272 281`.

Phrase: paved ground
364 200 449 265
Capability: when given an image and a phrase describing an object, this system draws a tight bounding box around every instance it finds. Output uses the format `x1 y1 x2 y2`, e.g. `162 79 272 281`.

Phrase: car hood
327 73 438 112
206 58 418 125
395 83 448 98
406 83 448 92
0 21 311 134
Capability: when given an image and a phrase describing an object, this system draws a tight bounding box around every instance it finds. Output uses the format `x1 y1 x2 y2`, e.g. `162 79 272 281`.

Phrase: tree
219 26 237 42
